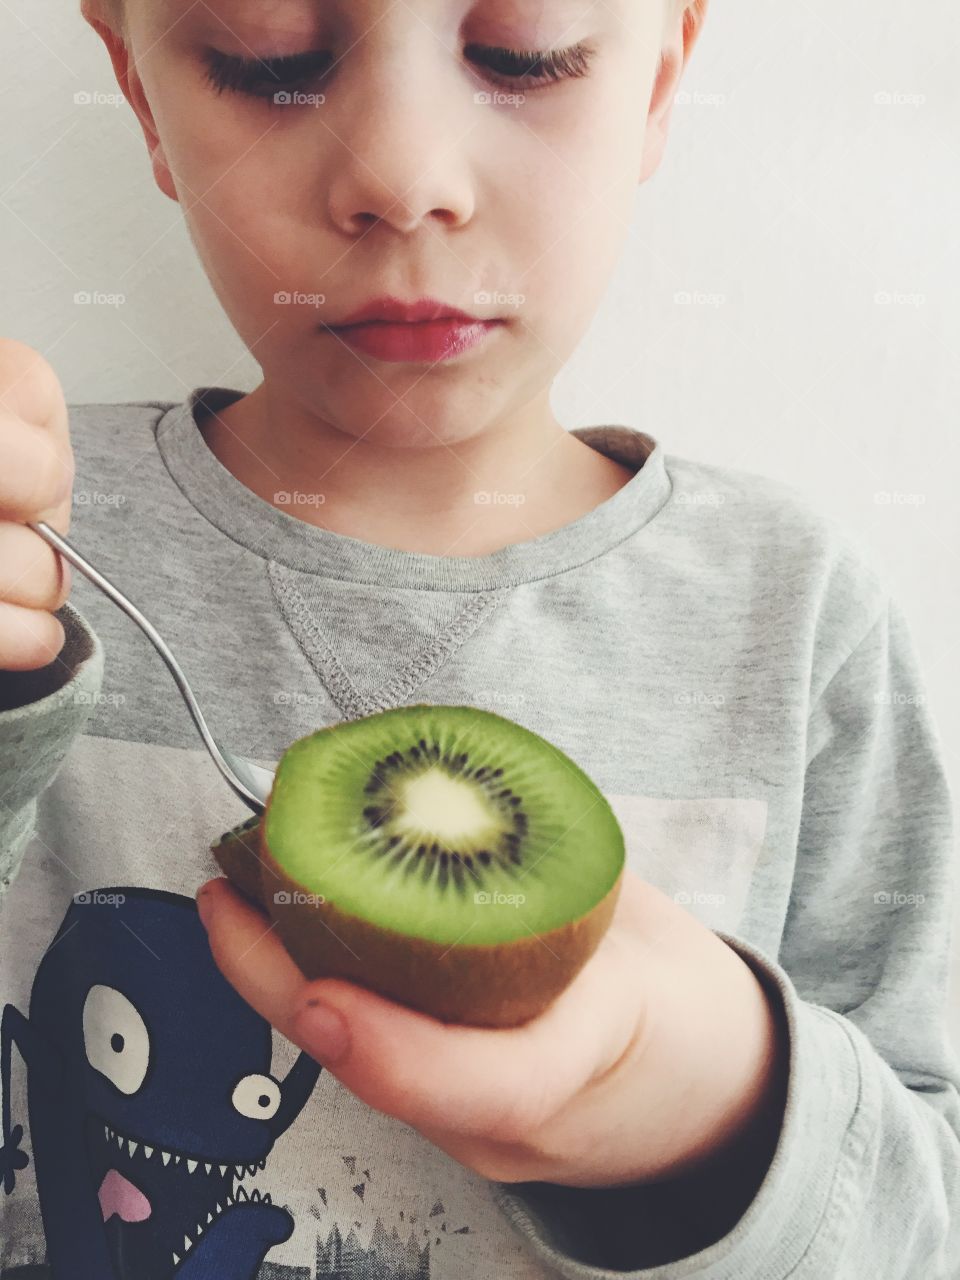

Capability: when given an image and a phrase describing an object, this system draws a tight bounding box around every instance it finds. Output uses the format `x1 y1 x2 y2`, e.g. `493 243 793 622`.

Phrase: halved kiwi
211 704 624 1027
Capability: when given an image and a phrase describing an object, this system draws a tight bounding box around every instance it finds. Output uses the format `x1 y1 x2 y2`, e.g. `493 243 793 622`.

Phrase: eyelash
201 42 595 101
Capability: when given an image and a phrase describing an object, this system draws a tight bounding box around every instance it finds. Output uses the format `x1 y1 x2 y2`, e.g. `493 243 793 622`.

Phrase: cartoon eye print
82 984 150 1094
232 1073 282 1120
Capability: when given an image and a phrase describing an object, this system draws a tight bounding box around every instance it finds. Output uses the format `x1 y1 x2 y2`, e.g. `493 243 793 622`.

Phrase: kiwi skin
210 814 263 906
211 815 623 1029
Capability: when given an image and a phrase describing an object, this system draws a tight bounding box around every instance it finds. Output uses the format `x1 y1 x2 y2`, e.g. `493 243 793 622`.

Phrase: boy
0 1 957 1277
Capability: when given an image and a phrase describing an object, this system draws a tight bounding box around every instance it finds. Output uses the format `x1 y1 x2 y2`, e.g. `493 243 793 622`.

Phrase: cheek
503 114 637 350
157 113 314 323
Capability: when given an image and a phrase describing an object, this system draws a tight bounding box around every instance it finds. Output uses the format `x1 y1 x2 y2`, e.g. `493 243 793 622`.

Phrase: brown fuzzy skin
212 816 623 1028
210 818 269 908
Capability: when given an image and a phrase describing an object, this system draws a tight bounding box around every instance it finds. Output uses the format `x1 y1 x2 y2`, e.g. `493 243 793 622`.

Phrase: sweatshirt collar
155 385 671 591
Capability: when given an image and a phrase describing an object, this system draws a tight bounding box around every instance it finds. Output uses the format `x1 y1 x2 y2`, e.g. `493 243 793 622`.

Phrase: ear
640 0 710 183
80 1 180 204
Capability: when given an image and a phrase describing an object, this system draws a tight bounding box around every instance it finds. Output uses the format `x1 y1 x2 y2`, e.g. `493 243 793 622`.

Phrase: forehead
153 0 620 31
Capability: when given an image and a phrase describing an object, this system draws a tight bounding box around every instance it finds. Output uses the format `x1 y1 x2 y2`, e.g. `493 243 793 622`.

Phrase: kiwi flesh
211 704 624 1028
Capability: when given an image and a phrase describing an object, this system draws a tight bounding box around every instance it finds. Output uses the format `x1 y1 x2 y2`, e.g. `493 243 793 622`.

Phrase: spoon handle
27 519 256 807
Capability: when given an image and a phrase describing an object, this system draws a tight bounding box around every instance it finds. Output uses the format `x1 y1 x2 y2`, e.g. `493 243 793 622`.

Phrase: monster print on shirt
0 888 321 1279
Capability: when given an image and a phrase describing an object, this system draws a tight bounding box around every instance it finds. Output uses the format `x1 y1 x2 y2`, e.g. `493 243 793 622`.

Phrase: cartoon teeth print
97 1117 275 1267
0 888 322 1279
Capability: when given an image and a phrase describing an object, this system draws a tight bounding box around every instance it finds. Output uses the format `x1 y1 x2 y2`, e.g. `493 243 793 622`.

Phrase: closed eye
201 41 596 102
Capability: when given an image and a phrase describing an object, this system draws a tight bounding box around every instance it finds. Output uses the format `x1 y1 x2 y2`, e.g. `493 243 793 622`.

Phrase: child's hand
196 870 787 1190
0 338 75 671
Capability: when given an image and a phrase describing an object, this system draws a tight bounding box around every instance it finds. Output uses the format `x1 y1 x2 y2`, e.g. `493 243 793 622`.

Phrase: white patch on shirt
606 794 769 935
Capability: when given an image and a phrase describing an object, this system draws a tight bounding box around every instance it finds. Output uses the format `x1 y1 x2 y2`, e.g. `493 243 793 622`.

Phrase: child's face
111 0 679 448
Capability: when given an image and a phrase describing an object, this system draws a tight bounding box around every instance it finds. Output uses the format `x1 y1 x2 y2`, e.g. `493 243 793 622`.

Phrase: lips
331 316 501 364
334 295 484 326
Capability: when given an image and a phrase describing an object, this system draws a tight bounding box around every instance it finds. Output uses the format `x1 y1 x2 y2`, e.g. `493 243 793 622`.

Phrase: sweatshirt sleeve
0 600 105 896
491 592 960 1279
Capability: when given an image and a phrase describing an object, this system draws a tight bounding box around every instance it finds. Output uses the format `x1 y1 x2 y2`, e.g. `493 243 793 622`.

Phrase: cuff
491 932 868 1278
0 601 104 893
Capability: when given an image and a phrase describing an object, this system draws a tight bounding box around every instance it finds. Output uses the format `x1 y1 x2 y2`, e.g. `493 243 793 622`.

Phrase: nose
326 57 477 237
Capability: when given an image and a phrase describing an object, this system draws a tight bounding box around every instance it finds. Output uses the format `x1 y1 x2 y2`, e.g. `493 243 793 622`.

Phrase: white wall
2 1 959 1038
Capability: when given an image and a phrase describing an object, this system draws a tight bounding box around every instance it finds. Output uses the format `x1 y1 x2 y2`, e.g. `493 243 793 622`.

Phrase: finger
0 601 66 670
0 523 71 610
289 913 642 1142
196 878 307 1041
197 878 564 1137
0 414 73 525
0 339 71 449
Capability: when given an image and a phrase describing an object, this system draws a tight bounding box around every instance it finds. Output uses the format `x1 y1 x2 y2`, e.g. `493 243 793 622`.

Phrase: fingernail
294 999 350 1065
196 885 216 929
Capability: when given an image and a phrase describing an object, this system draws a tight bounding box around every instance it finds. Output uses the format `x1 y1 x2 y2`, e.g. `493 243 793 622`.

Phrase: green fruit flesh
264 704 624 946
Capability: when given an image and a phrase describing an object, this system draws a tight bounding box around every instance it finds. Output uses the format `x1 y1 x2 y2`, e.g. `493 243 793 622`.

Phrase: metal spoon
28 520 274 813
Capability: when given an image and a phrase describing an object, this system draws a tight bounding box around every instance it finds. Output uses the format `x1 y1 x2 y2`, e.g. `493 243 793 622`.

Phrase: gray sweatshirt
0 384 958 1280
